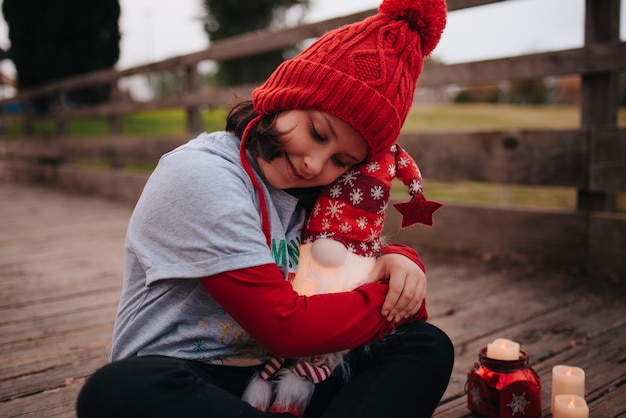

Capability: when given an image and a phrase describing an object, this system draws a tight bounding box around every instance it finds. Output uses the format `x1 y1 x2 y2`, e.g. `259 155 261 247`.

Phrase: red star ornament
392 194 443 228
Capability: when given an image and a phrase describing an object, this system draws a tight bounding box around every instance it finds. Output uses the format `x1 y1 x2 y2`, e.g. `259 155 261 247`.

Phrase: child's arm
200 263 425 359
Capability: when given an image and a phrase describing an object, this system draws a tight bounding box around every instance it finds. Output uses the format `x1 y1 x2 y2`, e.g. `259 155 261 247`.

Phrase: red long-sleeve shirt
200 244 427 358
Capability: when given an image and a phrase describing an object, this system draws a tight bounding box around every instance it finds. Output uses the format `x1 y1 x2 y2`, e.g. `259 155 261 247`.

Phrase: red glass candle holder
466 347 541 418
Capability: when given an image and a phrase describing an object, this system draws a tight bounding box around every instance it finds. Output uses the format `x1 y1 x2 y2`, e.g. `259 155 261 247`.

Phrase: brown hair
226 100 283 162
226 100 321 208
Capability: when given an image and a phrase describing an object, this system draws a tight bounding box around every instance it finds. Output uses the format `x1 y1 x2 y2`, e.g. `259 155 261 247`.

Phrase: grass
4 104 625 211
419 181 578 210
5 104 625 137
3 108 229 138
403 104 590 132
122 108 228 136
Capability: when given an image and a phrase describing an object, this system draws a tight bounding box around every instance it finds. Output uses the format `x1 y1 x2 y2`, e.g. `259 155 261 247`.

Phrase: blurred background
0 0 625 100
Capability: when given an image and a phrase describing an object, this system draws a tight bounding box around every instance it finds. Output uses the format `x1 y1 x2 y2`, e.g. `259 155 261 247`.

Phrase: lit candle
552 365 585 410
553 394 588 418
485 338 520 361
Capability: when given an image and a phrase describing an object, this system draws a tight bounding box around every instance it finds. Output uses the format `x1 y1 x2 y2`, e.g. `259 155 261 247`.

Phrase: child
76 0 453 417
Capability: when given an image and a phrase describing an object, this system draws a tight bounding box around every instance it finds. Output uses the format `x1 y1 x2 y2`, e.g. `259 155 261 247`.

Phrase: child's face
258 110 368 190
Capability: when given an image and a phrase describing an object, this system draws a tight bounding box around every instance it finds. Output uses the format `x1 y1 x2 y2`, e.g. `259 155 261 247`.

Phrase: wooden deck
1 181 624 417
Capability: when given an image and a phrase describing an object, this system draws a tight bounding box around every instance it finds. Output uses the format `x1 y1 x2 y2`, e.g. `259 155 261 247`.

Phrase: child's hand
368 253 427 322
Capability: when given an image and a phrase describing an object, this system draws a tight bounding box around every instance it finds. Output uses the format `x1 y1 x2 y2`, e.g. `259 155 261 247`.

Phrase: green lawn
404 104 593 132
5 103 625 137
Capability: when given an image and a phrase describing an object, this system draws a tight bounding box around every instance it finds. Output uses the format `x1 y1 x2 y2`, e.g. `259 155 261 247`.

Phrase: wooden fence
0 0 624 278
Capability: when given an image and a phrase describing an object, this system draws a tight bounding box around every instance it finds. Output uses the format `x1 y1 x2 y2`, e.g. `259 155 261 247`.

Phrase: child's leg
308 321 454 418
76 355 294 418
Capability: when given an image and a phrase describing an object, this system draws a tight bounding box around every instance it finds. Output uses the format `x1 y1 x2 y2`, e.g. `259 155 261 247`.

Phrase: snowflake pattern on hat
302 144 442 257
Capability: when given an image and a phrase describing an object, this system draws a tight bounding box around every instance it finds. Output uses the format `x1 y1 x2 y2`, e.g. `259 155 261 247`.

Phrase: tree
2 0 120 110
203 0 309 86
509 78 548 105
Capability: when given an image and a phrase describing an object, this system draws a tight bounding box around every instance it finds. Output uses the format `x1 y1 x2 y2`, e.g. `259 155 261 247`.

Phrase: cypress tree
3 0 121 110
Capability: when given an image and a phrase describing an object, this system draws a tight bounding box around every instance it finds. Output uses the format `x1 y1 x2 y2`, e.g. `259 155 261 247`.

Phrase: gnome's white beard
242 238 377 416
291 238 376 296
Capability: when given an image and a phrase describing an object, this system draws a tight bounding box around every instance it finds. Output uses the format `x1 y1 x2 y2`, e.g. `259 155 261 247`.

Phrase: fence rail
0 0 624 277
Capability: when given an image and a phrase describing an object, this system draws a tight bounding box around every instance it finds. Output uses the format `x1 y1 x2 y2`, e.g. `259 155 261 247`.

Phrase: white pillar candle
553 394 589 418
485 338 520 360
552 365 585 410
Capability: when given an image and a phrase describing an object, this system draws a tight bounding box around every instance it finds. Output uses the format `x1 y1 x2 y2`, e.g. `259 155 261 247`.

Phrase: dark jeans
76 321 454 418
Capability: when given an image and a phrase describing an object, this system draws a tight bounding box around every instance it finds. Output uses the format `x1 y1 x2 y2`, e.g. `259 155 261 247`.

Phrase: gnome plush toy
242 144 443 416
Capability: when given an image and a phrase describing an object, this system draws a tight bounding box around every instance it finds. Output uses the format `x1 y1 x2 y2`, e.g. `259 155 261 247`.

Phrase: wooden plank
587 383 626 418
0 303 117 347
0 183 119 407
419 42 626 88
587 211 626 279
384 202 589 272
0 289 119 327
447 0 507 9
0 346 110 401
2 128 592 188
589 127 626 192
398 130 588 187
0 382 84 417
0 271 120 311
0 161 149 204
1 135 183 166
0 327 112 377
0 162 150 204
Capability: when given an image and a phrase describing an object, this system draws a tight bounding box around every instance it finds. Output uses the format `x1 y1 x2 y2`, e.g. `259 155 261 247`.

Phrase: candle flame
566 368 573 376
568 399 576 409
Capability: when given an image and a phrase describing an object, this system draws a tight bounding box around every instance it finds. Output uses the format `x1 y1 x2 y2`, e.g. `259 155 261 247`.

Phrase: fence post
185 64 202 134
23 98 33 138
57 89 69 137
577 0 620 212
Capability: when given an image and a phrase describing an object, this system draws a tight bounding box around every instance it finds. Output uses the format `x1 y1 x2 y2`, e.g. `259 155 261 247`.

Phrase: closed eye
332 156 349 168
309 123 327 143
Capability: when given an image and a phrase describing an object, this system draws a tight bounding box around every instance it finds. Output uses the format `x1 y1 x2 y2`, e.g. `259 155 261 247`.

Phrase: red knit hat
240 0 446 246
252 0 447 161
302 144 442 257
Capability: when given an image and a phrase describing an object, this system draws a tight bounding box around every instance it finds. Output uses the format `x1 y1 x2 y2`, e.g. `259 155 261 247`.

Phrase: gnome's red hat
302 145 442 257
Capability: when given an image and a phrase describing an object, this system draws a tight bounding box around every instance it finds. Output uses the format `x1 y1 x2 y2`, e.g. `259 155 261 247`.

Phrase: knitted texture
252 0 447 160
302 144 442 257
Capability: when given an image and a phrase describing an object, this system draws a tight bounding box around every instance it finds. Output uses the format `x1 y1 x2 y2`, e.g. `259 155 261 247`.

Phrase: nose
303 152 325 178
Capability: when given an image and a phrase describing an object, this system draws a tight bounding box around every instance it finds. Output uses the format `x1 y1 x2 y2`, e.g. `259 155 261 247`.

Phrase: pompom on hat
251 0 447 161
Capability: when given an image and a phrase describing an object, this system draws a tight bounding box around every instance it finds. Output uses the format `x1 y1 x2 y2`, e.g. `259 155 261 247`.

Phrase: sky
118 0 626 67
0 0 625 82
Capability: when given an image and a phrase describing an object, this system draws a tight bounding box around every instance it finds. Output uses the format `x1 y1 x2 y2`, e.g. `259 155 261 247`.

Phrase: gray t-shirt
110 132 306 365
